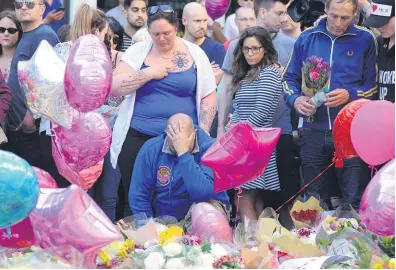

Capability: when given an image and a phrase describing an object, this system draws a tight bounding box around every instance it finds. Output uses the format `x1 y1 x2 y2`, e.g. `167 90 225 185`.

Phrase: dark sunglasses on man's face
0 27 18 34
14 1 42 10
148 5 174 16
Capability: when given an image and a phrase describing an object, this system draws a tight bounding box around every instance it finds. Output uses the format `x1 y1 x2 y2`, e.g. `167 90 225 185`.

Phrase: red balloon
64 34 112 112
29 185 122 268
32 167 58 188
205 0 231 20
332 99 371 167
351 100 395 166
0 217 35 248
201 122 281 192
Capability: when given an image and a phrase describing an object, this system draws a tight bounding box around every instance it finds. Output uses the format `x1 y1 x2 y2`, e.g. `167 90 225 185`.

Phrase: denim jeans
300 128 370 210
89 151 121 223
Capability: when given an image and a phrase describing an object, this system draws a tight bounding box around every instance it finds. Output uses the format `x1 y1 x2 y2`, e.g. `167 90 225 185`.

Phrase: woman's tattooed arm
199 91 217 133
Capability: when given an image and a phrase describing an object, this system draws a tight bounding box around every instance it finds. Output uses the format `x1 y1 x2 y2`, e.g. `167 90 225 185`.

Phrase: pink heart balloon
351 100 395 166
0 217 35 249
32 167 58 188
29 185 122 268
52 136 104 190
205 0 231 20
360 159 395 236
53 112 111 172
201 122 281 192
64 34 112 112
191 202 232 243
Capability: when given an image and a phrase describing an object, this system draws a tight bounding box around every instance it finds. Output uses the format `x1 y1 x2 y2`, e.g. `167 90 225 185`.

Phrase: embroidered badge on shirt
157 166 171 186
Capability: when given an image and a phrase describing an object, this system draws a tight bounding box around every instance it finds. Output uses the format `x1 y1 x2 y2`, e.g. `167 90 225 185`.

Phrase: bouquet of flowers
290 196 324 229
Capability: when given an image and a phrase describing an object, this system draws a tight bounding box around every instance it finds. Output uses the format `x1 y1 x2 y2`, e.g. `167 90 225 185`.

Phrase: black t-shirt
377 37 395 103
199 37 226 67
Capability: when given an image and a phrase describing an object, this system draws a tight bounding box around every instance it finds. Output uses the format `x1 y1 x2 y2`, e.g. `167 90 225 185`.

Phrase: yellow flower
125 239 135 251
116 246 128 259
373 263 383 269
159 225 184 246
98 250 111 266
389 258 395 269
325 216 337 223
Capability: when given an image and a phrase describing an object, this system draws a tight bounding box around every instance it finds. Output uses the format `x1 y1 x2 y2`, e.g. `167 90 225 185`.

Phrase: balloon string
234 187 243 231
6 226 11 239
275 162 334 213
369 165 377 179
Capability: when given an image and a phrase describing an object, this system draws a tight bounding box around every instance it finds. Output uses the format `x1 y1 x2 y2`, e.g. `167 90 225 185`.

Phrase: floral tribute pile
0 197 394 269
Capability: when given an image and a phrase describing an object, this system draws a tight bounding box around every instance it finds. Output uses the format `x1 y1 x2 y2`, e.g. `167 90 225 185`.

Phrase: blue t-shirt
199 37 226 67
7 24 59 131
44 0 66 34
131 64 198 136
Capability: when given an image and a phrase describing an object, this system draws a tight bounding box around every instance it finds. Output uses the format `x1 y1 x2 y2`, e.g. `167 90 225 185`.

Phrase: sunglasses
148 5 174 16
14 1 42 10
0 27 18 34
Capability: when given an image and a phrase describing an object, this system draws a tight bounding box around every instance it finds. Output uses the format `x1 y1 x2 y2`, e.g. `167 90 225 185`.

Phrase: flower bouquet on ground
290 196 324 229
301 56 331 122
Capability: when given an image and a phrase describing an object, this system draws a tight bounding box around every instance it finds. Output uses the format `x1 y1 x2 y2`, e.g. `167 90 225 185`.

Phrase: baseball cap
364 0 395 28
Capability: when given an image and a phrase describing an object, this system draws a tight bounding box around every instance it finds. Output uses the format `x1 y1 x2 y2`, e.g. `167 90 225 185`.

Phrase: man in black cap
360 0 395 102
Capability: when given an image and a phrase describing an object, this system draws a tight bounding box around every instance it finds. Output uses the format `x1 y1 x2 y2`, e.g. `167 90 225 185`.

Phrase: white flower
197 253 215 269
155 223 169 234
166 258 185 269
211 244 228 259
163 243 183 257
144 252 165 269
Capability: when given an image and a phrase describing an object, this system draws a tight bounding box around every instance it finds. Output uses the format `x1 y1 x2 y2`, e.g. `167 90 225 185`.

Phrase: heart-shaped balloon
205 0 231 20
29 185 122 268
32 167 59 188
0 150 39 229
201 122 281 192
53 112 111 172
360 159 395 236
64 34 112 112
0 217 35 249
52 136 104 190
17 40 78 129
332 99 371 167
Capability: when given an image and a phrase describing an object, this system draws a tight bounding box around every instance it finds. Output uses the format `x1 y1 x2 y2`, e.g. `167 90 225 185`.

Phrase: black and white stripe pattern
231 66 282 191
121 32 133 52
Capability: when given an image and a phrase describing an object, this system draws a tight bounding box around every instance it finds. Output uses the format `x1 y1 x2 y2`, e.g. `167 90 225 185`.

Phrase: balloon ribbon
234 187 243 230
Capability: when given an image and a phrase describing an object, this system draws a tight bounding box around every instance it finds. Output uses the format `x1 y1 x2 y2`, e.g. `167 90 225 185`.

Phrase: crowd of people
0 0 394 231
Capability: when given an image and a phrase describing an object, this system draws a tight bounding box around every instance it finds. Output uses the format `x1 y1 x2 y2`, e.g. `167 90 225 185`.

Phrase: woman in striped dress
231 26 282 221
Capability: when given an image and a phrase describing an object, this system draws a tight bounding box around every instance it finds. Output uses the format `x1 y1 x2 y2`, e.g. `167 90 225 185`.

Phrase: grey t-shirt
106 6 127 29
221 32 295 134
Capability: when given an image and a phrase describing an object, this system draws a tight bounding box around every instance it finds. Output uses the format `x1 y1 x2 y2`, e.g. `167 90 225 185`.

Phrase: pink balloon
64 34 112 112
191 202 232 243
53 112 111 172
351 100 395 166
205 0 231 20
201 122 281 192
29 185 122 268
360 159 395 236
32 167 58 188
52 137 104 190
0 217 35 249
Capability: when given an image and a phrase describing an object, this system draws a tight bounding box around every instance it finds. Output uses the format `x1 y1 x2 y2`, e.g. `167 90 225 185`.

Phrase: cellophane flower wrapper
96 240 135 269
241 242 279 269
279 255 357 269
0 245 84 269
315 204 363 251
233 216 258 247
301 56 331 97
290 196 324 229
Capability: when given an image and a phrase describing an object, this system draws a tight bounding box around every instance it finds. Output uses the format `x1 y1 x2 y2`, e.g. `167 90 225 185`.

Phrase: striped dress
231 66 281 190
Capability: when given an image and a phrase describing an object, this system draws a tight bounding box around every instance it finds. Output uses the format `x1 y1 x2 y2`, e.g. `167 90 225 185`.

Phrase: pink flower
309 71 320 81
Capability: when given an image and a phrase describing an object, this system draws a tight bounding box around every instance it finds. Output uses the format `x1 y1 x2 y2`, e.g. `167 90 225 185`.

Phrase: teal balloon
0 150 39 229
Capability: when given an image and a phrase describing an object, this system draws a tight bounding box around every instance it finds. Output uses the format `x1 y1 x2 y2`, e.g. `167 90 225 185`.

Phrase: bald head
235 7 256 33
182 2 208 41
167 113 194 132
183 2 207 18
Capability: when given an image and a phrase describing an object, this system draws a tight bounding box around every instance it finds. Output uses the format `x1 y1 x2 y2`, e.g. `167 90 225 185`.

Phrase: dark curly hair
0 11 23 56
231 26 279 93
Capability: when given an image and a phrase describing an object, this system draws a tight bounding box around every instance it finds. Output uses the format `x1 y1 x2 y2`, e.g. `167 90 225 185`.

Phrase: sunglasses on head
148 5 174 16
14 1 42 10
0 27 18 34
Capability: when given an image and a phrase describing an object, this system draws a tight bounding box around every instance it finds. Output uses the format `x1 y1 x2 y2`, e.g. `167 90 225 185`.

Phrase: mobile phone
56 7 65 12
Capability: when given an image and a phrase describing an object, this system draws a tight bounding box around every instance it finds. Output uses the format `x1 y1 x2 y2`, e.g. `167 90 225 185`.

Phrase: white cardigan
110 38 217 168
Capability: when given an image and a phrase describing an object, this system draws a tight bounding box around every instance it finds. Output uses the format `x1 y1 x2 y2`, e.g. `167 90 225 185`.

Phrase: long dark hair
107 16 124 51
0 11 23 56
231 26 279 93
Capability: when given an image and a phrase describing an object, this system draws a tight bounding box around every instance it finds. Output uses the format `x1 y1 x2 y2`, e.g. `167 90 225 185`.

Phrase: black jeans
300 128 370 210
118 128 154 218
4 129 41 167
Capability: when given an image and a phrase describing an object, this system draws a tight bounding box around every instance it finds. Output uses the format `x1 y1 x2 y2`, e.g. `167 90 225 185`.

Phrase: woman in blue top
110 5 217 218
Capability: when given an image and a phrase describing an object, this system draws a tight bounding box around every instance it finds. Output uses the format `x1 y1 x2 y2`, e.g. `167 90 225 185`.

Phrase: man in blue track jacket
282 0 377 210
129 113 230 224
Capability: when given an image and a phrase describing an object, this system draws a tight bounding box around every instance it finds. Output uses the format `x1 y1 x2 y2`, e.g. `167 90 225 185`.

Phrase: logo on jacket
347 51 354 57
157 166 171 186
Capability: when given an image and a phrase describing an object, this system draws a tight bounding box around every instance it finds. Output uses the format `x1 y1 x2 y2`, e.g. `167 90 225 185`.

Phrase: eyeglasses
14 1 42 10
242 46 263 54
0 27 18 34
148 5 174 16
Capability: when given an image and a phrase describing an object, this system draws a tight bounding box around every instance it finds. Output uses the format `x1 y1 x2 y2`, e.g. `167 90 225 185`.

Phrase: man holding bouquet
282 0 377 210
